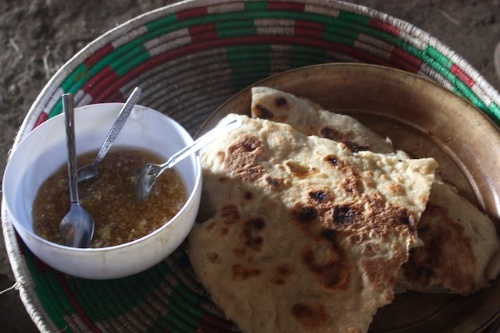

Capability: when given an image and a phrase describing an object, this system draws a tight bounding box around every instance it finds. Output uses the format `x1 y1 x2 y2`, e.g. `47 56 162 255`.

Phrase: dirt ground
1 0 499 332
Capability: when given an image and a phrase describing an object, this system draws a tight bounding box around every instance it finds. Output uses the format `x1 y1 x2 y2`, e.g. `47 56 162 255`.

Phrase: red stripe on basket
17 234 27 254
268 1 305 11
106 89 127 103
189 23 218 43
81 66 120 99
33 112 49 128
19 239 48 271
450 64 475 87
84 43 115 68
369 19 400 36
29 251 56 273
390 46 423 73
176 6 208 20
55 273 102 333
93 35 398 102
294 20 325 39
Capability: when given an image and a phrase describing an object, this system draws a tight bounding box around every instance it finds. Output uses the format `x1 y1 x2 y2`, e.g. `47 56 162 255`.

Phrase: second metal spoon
135 117 242 201
77 87 142 183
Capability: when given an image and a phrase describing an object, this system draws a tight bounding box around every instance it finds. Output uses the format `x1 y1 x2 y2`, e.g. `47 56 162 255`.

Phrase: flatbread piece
189 115 437 333
250 86 500 295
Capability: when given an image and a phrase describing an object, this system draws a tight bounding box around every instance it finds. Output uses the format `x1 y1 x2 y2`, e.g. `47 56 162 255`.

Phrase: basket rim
2 1 499 332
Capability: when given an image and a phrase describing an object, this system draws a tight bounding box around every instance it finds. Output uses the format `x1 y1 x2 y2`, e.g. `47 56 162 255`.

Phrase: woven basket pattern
2 1 500 332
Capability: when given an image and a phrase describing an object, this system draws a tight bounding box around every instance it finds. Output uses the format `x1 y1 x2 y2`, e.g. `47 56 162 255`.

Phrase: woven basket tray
2 1 500 332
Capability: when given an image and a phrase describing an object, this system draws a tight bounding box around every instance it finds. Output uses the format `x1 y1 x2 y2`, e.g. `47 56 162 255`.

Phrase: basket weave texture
2 1 500 332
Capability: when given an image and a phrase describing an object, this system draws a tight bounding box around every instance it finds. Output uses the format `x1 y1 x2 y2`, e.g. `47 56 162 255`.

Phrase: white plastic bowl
2 103 202 279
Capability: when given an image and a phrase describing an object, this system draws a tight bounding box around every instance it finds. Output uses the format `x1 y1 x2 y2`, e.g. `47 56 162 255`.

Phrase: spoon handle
161 117 242 171
62 93 79 204
93 86 142 165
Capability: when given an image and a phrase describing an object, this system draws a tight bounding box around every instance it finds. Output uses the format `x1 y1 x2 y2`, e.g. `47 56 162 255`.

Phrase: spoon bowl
77 87 141 183
59 93 95 248
135 117 242 201
60 203 95 248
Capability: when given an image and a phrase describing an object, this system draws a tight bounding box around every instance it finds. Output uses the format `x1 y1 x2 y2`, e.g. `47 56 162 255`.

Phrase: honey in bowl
33 147 187 248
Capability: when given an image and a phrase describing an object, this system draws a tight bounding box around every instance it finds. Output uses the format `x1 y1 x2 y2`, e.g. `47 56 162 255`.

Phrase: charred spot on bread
225 135 264 182
302 245 350 289
243 191 254 201
331 205 359 226
308 189 332 203
402 203 477 294
274 96 289 108
242 217 266 251
291 302 330 331
220 204 240 225
232 264 261 280
319 126 370 152
252 104 274 119
292 203 319 225
264 175 286 190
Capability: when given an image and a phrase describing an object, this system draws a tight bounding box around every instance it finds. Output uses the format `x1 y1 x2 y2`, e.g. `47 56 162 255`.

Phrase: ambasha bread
250 87 394 154
250 86 500 295
188 115 437 333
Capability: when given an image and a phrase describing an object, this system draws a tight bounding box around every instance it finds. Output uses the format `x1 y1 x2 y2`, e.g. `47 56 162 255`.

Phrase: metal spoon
136 117 243 201
59 93 95 248
77 86 142 183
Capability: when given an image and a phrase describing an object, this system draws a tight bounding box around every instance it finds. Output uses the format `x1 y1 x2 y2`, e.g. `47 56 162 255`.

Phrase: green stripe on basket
338 11 371 25
105 277 156 313
68 279 109 322
58 37 151 96
454 79 487 109
361 26 423 58
382 34 500 121
58 14 195 95
147 264 200 332
149 316 170 332
419 47 496 117
52 3 499 129
24 256 74 331
68 273 162 324
171 284 205 316
97 280 150 330
322 28 358 46
61 63 88 92
422 46 491 110
489 102 500 126
66 279 101 323
226 44 272 91
55 7 410 110
216 20 256 38
424 45 454 70
55 10 327 85
244 1 267 11
111 46 151 76
49 100 63 119
165 288 200 331
145 13 178 32
290 45 328 68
